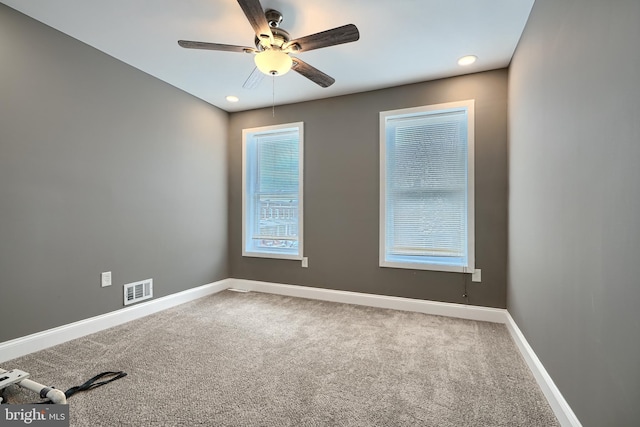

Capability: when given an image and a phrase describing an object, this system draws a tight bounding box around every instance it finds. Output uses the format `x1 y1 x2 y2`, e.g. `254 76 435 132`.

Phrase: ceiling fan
178 0 360 89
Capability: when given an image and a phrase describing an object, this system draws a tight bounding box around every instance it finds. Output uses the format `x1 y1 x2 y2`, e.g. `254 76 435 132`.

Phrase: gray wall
229 69 508 308
508 0 640 425
0 5 229 343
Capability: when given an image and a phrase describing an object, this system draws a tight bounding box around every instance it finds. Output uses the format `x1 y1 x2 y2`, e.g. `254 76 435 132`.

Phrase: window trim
379 100 475 273
242 122 304 260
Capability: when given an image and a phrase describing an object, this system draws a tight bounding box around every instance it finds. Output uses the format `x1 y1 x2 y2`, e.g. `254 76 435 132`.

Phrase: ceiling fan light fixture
254 49 293 76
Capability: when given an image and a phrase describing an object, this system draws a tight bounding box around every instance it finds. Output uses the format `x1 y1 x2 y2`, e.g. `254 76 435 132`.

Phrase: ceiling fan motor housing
255 28 290 50
255 10 291 50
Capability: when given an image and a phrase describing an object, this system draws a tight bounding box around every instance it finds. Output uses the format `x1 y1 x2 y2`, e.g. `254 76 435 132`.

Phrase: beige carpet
2 290 559 426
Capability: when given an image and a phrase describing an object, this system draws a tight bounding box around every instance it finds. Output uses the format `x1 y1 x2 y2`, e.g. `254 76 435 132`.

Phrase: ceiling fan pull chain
272 74 276 117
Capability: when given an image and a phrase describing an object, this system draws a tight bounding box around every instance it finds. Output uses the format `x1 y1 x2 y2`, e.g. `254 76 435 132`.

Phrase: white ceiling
0 0 534 112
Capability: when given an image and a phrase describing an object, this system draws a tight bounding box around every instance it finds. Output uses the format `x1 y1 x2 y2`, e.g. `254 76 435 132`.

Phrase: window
380 100 474 273
242 122 303 259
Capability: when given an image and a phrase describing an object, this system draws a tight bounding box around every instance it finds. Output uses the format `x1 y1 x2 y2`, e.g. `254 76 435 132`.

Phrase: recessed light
458 55 477 66
226 95 239 103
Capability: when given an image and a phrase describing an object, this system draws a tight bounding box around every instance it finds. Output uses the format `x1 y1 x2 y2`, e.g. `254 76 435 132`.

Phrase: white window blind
242 123 303 259
380 101 474 272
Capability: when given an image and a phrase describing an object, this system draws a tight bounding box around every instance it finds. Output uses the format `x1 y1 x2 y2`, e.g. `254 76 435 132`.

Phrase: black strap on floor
37 371 127 404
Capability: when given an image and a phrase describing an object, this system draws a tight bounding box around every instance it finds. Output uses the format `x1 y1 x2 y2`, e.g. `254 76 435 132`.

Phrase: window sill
379 259 474 274
242 251 302 261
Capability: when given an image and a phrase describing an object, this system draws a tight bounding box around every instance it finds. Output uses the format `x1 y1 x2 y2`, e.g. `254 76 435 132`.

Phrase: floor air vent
124 279 153 306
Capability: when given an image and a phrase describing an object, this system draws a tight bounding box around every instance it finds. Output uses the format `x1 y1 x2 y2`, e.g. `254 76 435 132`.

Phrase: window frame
242 122 304 260
379 100 475 273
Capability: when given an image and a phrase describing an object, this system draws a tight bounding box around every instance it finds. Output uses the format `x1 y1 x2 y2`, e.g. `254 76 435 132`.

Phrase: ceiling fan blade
236 0 273 44
178 40 255 53
291 58 335 88
243 67 265 89
284 24 359 53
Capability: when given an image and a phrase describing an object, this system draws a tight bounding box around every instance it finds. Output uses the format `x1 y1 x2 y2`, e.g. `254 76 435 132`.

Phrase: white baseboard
228 278 509 323
0 278 232 364
0 277 580 427
504 313 582 427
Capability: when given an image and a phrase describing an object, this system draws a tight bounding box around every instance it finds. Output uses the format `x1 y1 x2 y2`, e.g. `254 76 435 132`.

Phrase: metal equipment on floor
0 367 67 404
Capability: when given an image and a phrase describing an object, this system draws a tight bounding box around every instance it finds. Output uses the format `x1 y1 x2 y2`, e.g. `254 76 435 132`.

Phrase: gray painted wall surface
508 0 640 425
229 70 508 308
0 5 229 343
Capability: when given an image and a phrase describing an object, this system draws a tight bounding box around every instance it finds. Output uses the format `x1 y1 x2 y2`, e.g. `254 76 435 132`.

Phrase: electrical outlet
101 271 112 287
472 269 481 283
301 257 308 268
